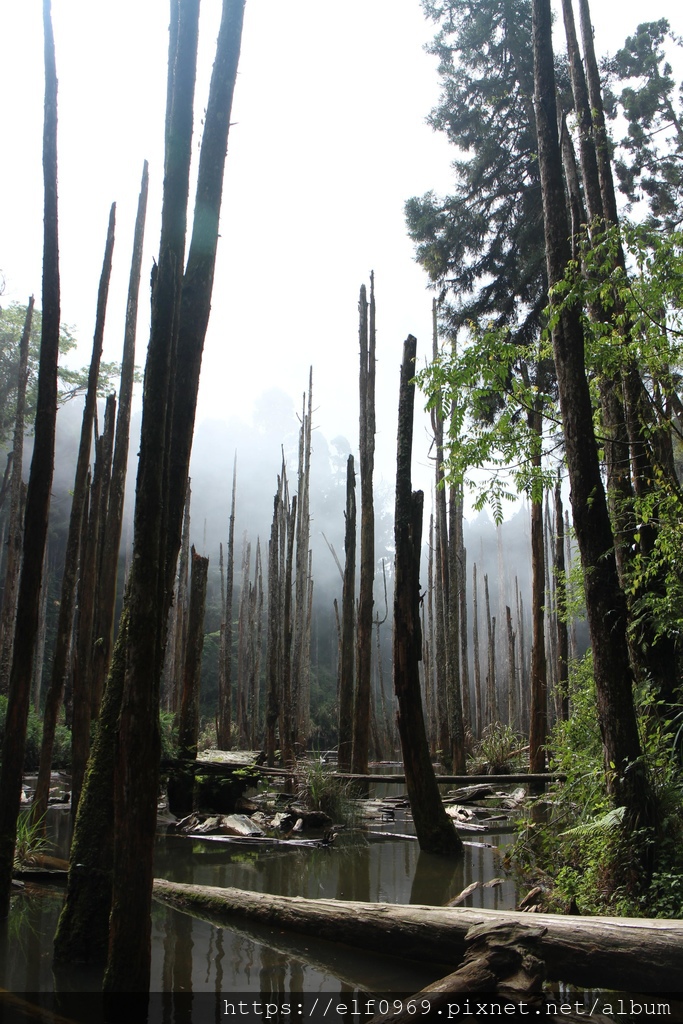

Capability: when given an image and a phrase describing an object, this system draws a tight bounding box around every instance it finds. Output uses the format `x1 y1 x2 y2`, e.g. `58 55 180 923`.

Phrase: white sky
1 0 681 505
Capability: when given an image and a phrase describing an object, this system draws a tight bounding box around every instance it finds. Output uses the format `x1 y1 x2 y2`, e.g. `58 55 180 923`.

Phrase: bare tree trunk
32 205 116 830
458 539 471 739
90 162 149 715
484 575 496 726
447 485 465 771
32 542 50 712
472 562 482 741
532 0 652 827
506 607 516 730
71 396 116 821
177 548 209 759
248 539 264 750
554 479 569 720
338 455 356 772
217 454 236 748
0 298 33 695
265 491 281 766
0 0 60 914
529 475 548 775
236 535 251 746
353 277 376 774
393 335 462 856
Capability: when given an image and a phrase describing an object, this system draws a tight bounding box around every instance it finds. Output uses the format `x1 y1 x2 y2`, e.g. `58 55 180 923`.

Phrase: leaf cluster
603 19 683 232
415 323 560 521
407 0 552 345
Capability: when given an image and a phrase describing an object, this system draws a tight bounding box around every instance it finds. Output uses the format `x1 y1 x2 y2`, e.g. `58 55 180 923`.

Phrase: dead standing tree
0 0 61 915
393 335 462 856
352 277 376 775
338 455 356 772
32 203 116 830
0 297 33 695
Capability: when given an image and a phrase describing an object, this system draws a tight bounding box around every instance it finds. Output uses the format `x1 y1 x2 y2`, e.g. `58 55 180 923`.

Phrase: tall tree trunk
472 562 482 741
447 485 465 771
177 548 209 759
0 0 60 915
458 539 471 739
554 479 569 720
265 491 281 766
338 456 356 772
217 454 236 748
532 0 653 828
0 298 33 695
484 574 496 726
71 396 116 821
90 162 149 716
32 205 116 830
353 277 376 774
393 335 462 856
529 404 548 775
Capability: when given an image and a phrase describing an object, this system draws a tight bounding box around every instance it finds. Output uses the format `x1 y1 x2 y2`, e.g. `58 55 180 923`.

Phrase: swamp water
0 787 517 1003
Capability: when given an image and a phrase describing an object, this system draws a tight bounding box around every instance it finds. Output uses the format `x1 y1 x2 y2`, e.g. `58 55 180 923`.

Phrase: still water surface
0 797 515 997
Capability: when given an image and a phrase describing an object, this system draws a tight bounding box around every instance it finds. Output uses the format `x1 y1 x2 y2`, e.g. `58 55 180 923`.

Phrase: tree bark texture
0 297 33 695
71 395 116 820
152 880 683 993
177 547 209 759
532 0 652 826
393 336 462 856
90 162 148 716
104 0 246 993
338 455 356 772
353 278 376 774
0 0 60 917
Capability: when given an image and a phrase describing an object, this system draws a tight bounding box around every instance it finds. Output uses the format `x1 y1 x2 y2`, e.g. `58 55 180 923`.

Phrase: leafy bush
0 695 71 771
297 757 357 824
469 721 524 775
509 653 683 918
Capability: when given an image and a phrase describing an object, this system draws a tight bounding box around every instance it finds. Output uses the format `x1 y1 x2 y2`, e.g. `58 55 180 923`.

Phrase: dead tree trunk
217 453 236 748
32 204 116 830
90 162 148 716
0 298 33 695
338 455 356 772
353 277 376 775
472 562 482 740
177 547 209 759
484 574 496 725
0 0 60 915
447 485 465 771
265 491 281 766
554 479 570 720
393 335 462 856
71 396 116 821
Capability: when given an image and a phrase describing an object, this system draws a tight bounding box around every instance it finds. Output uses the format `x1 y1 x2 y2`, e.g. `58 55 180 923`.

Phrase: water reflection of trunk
409 850 463 908
165 911 193 1017
336 844 371 904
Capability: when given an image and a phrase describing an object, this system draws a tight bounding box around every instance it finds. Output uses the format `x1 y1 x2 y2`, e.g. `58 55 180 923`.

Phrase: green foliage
14 812 51 868
415 326 559 520
0 301 132 450
510 654 683 917
297 758 357 824
604 19 683 232
0 695 71 772
469 721 524 775
407 0 550 346
159 710 178 761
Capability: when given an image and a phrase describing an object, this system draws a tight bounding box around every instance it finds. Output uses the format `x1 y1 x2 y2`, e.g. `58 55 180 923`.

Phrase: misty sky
1 0 681 534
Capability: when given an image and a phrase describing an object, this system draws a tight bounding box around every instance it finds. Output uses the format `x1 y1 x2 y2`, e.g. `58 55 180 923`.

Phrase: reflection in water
1 815 516 1000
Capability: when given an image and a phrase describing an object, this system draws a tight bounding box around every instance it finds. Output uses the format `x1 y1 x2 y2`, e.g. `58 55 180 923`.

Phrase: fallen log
369 921 547 1024
152 879 683 992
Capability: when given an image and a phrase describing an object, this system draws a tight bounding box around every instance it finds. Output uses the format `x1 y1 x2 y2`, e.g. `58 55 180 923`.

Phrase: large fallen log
152 879 682 992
